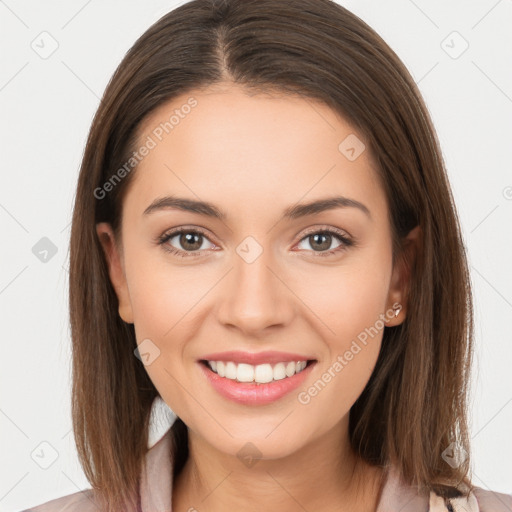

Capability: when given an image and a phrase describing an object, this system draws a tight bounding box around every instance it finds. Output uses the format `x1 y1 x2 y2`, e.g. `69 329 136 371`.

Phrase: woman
23 0 512 511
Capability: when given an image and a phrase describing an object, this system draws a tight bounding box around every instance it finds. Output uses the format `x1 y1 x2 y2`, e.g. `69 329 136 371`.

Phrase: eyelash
156 226 355 259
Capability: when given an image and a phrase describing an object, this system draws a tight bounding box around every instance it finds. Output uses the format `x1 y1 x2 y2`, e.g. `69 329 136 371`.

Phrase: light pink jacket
23 426 512 512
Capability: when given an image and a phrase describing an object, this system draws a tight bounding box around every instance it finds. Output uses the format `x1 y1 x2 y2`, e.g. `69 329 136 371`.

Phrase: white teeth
254 363 273 383
225 361 237 379
285 361 296 377
206 359 311 383
237 363 255 382
273 362 286 380
296 361 307 372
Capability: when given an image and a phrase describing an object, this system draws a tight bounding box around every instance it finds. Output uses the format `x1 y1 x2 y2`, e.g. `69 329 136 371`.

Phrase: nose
216 245 295 336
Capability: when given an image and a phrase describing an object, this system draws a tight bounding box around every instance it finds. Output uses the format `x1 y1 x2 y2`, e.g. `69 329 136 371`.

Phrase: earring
393 304 402 317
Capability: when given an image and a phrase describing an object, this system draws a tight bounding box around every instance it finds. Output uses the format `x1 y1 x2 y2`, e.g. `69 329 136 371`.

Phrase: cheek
123 249 216 396
123 243 205 337
292 251 391 415
123 255 201 413
294 247 392 352
295 277 389 426
129 269 174 337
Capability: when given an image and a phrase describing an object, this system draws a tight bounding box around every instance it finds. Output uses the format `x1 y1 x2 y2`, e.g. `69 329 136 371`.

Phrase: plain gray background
1 0 511 510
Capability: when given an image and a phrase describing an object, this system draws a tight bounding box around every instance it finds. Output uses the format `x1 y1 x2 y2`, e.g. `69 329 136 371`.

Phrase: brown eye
308 233 334 251
176 232 204 251
296 229 353 257
158 228 216 257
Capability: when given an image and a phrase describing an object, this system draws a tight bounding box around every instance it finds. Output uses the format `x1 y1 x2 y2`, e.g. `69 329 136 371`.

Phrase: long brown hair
69 0 474 509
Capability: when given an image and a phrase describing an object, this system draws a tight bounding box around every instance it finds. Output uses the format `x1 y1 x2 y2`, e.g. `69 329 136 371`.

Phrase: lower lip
198 361 316 405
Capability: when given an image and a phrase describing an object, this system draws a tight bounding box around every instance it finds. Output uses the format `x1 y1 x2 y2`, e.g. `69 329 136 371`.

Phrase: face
97 84 413 460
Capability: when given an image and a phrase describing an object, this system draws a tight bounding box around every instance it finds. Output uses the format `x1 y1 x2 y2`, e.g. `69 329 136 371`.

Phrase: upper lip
199 351 316 366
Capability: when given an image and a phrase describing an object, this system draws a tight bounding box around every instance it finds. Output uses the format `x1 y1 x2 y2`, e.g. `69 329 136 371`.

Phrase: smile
203 360 311 384
198 357 317 405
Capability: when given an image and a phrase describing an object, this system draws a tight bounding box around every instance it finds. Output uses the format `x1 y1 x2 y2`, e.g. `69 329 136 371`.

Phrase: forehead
124 84 387 222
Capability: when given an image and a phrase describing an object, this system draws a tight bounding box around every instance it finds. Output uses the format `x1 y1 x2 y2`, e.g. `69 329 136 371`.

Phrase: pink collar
139 426 450 512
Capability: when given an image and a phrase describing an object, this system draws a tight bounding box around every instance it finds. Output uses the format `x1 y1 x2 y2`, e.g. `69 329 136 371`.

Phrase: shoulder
381 463 512 512
430 486 512 512
19 405 176 512
20 488 100 512
470 486 512 512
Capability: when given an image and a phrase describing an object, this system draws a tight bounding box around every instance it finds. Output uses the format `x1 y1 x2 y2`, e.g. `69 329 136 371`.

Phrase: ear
385 225 422 327
96 222 134 324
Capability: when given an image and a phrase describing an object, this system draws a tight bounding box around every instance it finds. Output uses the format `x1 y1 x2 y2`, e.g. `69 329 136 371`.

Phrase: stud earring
393 304 402 317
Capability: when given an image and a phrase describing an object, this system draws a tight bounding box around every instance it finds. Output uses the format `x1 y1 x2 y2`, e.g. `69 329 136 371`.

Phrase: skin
97 83 420 512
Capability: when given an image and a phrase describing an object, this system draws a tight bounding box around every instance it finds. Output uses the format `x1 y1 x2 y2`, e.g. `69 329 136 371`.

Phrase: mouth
199 358 317 384
198 356 317 405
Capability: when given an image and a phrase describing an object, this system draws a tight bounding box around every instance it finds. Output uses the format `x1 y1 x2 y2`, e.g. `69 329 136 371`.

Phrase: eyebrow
143 195 371 220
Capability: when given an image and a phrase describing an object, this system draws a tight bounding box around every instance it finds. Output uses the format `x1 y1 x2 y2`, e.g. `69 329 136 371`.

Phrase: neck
172 417 386 512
